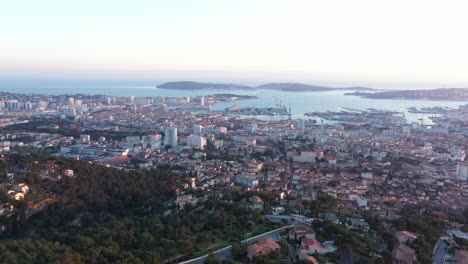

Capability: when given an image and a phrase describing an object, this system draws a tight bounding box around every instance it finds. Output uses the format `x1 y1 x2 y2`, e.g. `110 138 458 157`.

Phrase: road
265 214 316 226
178 245 232 264
288 244 297 260
179 225 292 264
432 238 451 264
339 245 353 264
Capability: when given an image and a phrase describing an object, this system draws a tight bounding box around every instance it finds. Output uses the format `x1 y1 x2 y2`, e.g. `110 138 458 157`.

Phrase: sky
1 0 468 89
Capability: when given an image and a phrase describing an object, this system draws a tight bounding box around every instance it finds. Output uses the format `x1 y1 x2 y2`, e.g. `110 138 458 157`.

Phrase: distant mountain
157 81 375 92
157 81 252 90
345 88 468 101
255 83 374 91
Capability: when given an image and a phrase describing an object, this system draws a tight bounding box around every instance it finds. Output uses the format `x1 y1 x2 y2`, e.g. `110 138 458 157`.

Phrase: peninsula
345 88 468 101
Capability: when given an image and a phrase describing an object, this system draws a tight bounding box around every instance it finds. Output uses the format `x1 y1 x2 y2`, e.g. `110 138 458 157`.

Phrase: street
179 225 292 264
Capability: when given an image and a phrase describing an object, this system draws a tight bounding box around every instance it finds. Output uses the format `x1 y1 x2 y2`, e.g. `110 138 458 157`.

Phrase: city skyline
1 0 468 89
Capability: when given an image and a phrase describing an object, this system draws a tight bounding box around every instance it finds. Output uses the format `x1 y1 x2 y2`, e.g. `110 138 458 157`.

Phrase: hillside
0 154 279 264
256 83 374 91
346 88 468 101
157 81 374 91
157 81 252 90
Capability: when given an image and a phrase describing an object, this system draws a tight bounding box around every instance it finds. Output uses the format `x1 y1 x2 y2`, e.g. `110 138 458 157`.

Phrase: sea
0 81 466 125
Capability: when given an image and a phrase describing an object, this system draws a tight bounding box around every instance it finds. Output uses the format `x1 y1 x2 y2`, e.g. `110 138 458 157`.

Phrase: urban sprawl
0 91 467 264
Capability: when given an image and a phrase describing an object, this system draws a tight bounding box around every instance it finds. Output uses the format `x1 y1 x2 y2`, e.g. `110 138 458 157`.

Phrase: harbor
305 108 406 125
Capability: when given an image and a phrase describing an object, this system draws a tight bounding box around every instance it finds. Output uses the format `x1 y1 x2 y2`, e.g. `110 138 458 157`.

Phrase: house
392 243 416 264
293 151 317 163
348 218 370 231
453 250 468 264
356 196 368 207
395 231 418 243
175 195 197 207
257 237 280 250
299 239 335 255
272 206 285 215
235 175 259 188
45 160 55 170
320 213 340 224
12 183 29 193
247 237 280 260
448 229 468 240
288 226 316 240
247 244 272 260
248 195 264 210
64 169 74 177
7 190 24 200
0 203 13 214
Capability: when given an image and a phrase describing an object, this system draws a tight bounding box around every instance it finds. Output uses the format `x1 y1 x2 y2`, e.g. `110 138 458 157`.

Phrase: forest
0 154 280 264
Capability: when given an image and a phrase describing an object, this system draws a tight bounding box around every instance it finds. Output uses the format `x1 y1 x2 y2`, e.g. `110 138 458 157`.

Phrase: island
157 81 375 92
157 81 252 90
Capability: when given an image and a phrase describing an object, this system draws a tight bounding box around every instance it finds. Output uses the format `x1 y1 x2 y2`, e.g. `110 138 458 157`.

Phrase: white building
65 108 77 117
246 122 258 133
134 97 153 105
356 196 367 207
456 162 468 181
175 195 197 206
212 139 223 149
297 119 306 131
68 97 75 106
216 127 227 133
165 127 178 147
38 101 48 108
187 135 207 149
5 100 20 110
13 183 29 193
293 151 317 163
402 125 411 134
0 141 10 153
24 101 33 110
7 191 24 200
193 124 203 134
361 172 374 179
64 169 75 177
235 175 259 188
79 135 91 144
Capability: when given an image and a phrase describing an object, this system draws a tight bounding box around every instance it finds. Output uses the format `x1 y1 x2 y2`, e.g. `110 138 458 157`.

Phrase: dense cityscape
0 90 466 264
2 1 468 263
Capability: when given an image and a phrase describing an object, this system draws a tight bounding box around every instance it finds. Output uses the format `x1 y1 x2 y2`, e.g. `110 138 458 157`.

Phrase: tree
246 221 256 231
253 250 281 264
204 253 222 264
0 153 278 264
231 243 247 261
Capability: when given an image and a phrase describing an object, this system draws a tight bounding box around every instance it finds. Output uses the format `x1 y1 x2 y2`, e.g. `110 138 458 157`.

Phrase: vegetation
0 154 278 264
393 207 448 264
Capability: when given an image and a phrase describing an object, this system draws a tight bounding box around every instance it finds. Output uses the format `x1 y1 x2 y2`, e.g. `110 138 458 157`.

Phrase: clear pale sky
1 0 468 88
